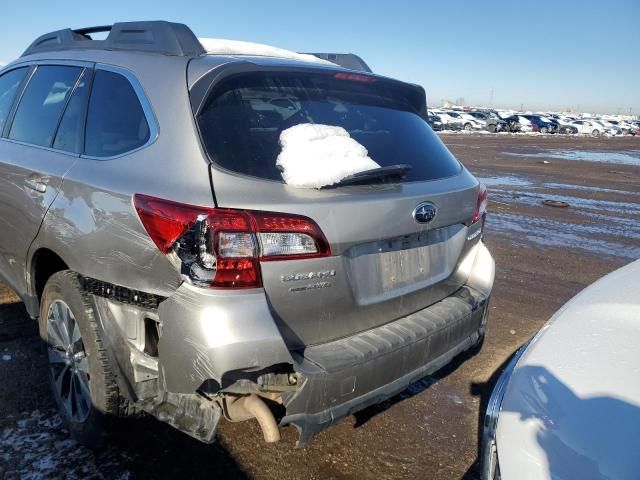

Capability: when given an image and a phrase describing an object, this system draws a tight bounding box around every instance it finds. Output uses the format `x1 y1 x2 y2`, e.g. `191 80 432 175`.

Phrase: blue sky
1 0 638 114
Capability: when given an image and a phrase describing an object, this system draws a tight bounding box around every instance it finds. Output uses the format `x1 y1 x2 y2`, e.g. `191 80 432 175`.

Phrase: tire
592 129 600 136
488 124 496 133
39 270 130 447
464 123 473 131
540 127 548 134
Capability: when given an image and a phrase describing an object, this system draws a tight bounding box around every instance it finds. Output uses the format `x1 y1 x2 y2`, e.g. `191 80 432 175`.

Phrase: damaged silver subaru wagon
0 21 494 446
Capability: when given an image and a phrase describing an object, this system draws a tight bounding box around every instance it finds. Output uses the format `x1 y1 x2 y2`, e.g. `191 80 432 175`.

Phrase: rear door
194 68 481 347
0 63 88 295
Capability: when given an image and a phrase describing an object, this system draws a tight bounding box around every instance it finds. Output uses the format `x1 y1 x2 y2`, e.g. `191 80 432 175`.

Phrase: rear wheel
464 123 473 131
540 127 549 134
39 271 129 447
592 129 600 136
488 124 496 133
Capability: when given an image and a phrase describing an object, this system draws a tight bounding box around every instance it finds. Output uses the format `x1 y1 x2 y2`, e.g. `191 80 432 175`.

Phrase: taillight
133 195 330 289
472 183 488 233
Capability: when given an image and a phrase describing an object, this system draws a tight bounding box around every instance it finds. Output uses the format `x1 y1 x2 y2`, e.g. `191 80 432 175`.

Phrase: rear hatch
190 63 480 347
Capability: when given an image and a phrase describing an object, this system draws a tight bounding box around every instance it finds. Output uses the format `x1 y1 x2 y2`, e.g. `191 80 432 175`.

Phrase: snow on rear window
276 124 381 188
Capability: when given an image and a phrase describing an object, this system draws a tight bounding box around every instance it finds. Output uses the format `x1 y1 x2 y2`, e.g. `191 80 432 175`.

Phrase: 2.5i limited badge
281 270 336 282
282 270 336 293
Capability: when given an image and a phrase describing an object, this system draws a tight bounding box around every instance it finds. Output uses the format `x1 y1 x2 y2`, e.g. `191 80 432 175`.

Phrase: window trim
80 63 159 161
49 67 91 152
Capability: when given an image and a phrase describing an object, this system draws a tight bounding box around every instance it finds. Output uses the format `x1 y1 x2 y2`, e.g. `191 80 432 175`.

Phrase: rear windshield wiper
325 164 412 188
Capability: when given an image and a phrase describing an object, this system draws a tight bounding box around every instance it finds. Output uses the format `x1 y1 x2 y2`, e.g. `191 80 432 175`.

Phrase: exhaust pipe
224 394 281 443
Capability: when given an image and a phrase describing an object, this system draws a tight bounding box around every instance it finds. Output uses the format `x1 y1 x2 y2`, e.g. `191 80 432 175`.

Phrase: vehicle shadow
461 349 518 479
107 416 250 479
462 361 640 479
353 344 484 428
497 365 640 479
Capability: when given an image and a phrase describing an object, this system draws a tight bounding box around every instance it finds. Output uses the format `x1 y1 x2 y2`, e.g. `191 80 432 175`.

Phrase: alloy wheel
46 299 91 423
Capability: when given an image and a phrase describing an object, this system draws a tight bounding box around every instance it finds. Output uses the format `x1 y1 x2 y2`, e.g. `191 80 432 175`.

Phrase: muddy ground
1 134 638 479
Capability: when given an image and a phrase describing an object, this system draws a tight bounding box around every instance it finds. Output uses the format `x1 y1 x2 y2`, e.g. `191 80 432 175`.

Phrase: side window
84 70 150 158
9 66 82 147
53 72 89 154
0 67 29 135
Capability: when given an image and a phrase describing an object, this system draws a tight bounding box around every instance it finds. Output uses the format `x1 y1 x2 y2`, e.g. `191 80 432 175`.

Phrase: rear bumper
281 285 490 445
153 241 494 443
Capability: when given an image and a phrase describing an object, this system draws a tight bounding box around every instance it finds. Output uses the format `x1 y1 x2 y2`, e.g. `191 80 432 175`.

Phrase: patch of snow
198 38 335 66
2 354 11 361
276 124 380 189
1 409 131 479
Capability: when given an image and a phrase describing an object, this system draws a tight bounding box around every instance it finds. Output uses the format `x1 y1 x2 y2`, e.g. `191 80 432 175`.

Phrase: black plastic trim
22 21 206 58
78 275 165 309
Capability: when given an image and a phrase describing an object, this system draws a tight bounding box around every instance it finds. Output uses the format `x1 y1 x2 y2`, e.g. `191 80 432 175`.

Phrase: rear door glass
9 66 82 147
84 70 150 158
0 67 29 135
197 72 461 183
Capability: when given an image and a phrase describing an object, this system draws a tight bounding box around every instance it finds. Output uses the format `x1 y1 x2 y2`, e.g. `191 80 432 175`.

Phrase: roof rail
22 21 206 58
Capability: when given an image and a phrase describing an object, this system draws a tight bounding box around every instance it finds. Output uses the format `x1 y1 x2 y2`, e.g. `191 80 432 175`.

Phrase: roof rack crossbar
21 21 206 58
73 26 113 36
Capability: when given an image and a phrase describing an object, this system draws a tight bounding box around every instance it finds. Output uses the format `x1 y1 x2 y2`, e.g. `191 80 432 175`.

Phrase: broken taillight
472 183 488 233
133 194 330 289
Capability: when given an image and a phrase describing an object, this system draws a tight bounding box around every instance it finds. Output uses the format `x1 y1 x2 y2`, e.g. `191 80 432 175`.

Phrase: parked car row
427 108 640 136
428 109 509 133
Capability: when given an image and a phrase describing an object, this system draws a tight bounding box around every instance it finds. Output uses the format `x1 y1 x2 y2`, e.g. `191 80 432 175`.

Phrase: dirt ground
1 134 638 479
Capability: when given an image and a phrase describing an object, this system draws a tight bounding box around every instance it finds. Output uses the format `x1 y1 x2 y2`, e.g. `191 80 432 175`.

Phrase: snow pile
276 124 380 189
199 38 335 66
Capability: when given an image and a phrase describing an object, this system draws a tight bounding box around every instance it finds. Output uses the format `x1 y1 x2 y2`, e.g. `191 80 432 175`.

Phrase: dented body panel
157 283 293 393
0 140 78 300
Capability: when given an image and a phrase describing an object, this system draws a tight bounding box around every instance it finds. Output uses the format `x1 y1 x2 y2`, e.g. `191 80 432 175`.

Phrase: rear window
197 72 461 183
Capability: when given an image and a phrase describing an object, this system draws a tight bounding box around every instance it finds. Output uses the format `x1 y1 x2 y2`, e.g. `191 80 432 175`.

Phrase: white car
597 119 624 135
459 112 487 131
571 119 610 136
443 111 482 131
433 111 464 130
515 115 535 133
482 259 640 480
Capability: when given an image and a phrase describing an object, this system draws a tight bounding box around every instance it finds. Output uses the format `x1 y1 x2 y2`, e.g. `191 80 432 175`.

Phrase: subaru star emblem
413 202 437 224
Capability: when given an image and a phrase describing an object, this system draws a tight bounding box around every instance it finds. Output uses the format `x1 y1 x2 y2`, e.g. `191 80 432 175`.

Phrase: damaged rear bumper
142 242 494 444
281 285 489 446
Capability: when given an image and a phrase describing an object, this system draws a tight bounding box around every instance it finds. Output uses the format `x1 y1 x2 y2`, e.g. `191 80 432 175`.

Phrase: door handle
25 178 47 193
